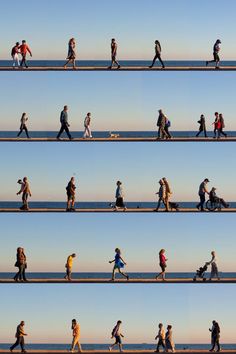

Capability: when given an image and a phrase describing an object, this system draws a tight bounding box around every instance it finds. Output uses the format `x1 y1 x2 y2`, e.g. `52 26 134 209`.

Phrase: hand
124 263 127 265
109 261 112 264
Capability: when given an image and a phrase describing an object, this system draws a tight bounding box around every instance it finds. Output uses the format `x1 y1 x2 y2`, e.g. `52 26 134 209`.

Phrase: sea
1 201 236 209
1 272 236 280
0 343 235 351
1 60 236 67
0 131 235 139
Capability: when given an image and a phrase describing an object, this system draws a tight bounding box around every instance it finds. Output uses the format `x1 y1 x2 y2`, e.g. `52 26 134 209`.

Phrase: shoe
149 65 153 68
126 275 129 281
57 137 62 140
108 66 112 69
10 348 13 352
196 205 200 210
109 348 112 352
215 67 220 70
162 65 165 69
66 208 71 212
206 61 209 66
154 208 159 212
117 65 121 69
70 208 76 212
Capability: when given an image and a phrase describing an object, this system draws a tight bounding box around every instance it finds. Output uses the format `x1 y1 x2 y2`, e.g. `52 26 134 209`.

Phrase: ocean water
0 343 235 350
0 201 235 210
1 272 236 280
0 131 235 139
1 60 236 67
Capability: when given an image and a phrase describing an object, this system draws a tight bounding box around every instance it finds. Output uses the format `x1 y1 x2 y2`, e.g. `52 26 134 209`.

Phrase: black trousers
20 54 28 68
151 54 165 67
196 128 207 137
57 123 72 139
156 338 165 351
17 124 30 138
211 336 220 351
197 194 205 211
219 128 227 137
10 336 25 351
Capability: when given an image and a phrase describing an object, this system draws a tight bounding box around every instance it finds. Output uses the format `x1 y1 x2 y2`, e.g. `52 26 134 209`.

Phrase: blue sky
1 0 236 59
0 142 235 201
0 72 236 131
0 284 235 344
0 213 235 272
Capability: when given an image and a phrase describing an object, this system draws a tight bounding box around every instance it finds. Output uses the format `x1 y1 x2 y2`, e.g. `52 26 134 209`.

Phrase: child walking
109 248 129 281
109 320 124 352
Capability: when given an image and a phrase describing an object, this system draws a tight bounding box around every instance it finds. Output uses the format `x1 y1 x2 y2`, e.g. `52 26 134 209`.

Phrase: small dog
109 132 120 138
169 202 180 211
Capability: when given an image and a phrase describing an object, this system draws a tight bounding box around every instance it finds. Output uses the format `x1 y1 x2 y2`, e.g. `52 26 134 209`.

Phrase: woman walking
212 112 221 139
208 251 220 281
64 38 77 70
165 325 175 353
156 249 167 281
83 113 92 138
219 114 227 138
13 247 27 282
113 181 127 211
109 248 129 281
17 113 30 139
196 114 207 138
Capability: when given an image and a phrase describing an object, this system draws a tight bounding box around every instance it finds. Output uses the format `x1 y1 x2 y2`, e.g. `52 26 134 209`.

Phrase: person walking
219 114 227 138
109 248 129 281
64 253 76 281
109 320 124 352
164 116 172 139
57 106 73 140
165 325 175 353
196 114 207 138
155 179 167 212
196 178 210 211
10 321 28 353
19 40 32 68
108 39 121 69
212 112 221 139
66 177 76 211
83 113 92 138
157 110 168 139
156 249 167 281
17 177 32 211
149 40 165 69
113 181 127 211
163 177 171 211
208 251 220 281
13 247 27 282
209 321 221 352
69 319 82 352
155 323 166 352
11 42 20 68
206 39 221 69
64 38 77 70
17 113 30 139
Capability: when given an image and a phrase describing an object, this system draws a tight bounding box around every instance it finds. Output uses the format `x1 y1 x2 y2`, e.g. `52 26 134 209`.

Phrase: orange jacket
19 44 32 56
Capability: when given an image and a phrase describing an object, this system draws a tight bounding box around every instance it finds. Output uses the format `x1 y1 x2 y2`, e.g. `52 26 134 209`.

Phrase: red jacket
19 44 32 56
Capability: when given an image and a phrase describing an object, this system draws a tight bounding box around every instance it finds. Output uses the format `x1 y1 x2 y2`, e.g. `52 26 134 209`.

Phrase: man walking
19 40 32 68
209 320 221 352
69 318 82 352
196 114 207 138
66 177 76 211
108 38 121 69
109 320 124 352
157 110 168 139
155 323 166 352
17 177 32 211
10 321 28 353
64 253 76 281
206 39 221 69
196 178 210 211
149 40 165 69
57 106 73 140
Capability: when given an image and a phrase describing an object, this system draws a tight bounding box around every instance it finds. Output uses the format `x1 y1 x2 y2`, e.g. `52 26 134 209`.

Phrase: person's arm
203 186 209 195
120 256 127 265
109 259 115 264
120 333 124 338
27 45 32 56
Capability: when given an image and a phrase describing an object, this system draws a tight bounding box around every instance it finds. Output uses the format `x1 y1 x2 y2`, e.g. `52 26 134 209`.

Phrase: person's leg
149 54 158 68
67 195 72 210
57 125 64 139
71 196 75 209
71 337 76 351
210 337 216 351
76 339 82 352
157 54 165 68
24 126 30 138
204 128 207 137
118 267 129 280
219 198 228 208
155 198 162 211
88 126 92 137
199 194 205 211
216 337 221 351
165 196 170 211
17 128 23 137
10 338 20 351
64 124 72 139
22 265 27 281
111 266 116 280
20 336 25 352
196 129 202 137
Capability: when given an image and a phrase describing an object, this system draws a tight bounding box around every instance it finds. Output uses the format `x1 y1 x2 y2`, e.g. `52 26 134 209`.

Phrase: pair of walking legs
10 336 26 352
210 337 221 352
14 265 27 281
17 125 30 138
158 126 168 139
150 54 165 68
83 126 92 138
155 338 166 352
64 267 72 281
109 56 120 69
111 267 129 281
196 194 205 211
70 336 82 352
20 54 29 68
57 123 72 139
155 198 169 212
196 129 207 137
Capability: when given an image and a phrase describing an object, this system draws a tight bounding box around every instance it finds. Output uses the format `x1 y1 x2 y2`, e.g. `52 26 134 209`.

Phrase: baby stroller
193 262 208 281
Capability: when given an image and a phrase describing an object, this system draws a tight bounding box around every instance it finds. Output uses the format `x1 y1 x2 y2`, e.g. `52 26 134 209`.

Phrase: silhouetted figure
219 113 227 138
64 253 76 281
209 321 221 352
69 319 82 352
10 321 28 353
196 114 207 138
109 320 124 352
11 42 20 68
155 323 166 352
57 106 73 140
64 38 77 70
109 248 129 281
17 113 30 139
149 40 165 69
66 177 76 211
13 247 27 282
196 178 210 211
165 325 175 353
206 39 221 69
108 39 120 69
17 177 32 211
